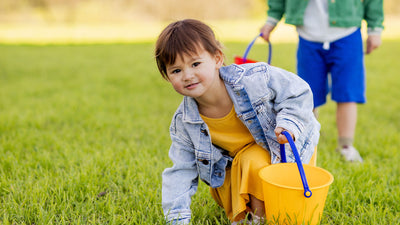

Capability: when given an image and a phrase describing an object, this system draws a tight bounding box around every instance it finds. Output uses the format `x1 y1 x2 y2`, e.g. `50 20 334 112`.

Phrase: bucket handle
242 33 272 64
280 131 312 198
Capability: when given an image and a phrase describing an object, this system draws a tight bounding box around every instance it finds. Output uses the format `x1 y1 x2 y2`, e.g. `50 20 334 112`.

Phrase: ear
214 50 224 69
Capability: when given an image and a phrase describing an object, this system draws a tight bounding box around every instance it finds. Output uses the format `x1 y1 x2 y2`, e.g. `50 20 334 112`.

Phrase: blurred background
0 0 399 43
0 0 266 23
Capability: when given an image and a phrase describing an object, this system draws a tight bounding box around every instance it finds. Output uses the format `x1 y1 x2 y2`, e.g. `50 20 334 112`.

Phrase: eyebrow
167 65 179 71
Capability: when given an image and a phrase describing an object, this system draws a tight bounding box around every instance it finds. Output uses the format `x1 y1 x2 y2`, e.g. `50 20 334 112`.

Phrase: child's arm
363 0 384 54
260 0 283 42
266 0 285 23
363 0 384 32
162 117 198 225
267 66 315 141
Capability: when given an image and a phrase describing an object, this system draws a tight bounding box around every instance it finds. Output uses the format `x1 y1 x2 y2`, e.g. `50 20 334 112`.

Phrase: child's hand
366 34 382 54
260 23 275 42
274 127 295 144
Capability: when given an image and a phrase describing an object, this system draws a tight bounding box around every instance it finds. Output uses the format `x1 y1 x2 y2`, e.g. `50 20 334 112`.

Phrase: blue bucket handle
280 131 312 198
242 33 272 64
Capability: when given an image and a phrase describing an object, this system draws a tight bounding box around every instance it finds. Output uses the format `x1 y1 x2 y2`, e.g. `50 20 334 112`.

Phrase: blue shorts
297 29 366 108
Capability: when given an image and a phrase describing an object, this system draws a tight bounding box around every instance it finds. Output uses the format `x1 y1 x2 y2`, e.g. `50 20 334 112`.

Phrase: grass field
0 39 399 224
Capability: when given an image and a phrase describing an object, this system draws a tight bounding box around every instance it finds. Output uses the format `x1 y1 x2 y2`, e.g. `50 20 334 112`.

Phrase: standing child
156 19 320 225
260 0 384 162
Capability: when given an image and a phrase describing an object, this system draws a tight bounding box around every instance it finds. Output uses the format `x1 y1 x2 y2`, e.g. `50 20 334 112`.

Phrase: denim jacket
162 62 320 224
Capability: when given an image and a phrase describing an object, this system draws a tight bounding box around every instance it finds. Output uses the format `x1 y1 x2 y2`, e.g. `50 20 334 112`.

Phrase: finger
261 33 270 42
277 134 288 144
366 45 376 54
274 127 283 136
366 40 371 54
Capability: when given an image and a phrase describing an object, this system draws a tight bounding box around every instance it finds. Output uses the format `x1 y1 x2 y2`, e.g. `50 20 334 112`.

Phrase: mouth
185 82 199 89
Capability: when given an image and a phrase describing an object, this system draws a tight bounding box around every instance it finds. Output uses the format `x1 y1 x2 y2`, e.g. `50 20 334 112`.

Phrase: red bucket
234 33 272 65
234 57 259 64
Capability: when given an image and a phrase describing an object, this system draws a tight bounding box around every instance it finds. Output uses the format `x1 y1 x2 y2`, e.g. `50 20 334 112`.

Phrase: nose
182 69 194 81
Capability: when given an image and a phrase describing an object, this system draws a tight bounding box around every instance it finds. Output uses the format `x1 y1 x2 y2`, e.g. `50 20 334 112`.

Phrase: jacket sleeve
267 0 286 21
162 114 198 225
363 0 384 33
266 65 315 140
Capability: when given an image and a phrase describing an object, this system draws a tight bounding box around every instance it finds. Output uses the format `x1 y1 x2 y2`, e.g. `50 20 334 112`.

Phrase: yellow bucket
259 163 334 225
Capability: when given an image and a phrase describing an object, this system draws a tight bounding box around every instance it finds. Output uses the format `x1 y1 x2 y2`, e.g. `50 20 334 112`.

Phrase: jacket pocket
195 146 231 188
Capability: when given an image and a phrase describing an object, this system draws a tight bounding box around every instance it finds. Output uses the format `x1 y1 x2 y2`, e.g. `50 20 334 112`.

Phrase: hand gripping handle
280 131 312 198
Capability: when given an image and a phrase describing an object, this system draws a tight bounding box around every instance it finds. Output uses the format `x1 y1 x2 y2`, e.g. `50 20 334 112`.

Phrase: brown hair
155 19 224 80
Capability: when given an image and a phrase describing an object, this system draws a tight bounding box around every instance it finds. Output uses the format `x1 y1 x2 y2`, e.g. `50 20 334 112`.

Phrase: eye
192 62 200 67
171 69 181 74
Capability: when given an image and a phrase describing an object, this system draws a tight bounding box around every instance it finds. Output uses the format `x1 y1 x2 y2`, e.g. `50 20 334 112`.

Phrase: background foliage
0 0 264 23
0 0 398 24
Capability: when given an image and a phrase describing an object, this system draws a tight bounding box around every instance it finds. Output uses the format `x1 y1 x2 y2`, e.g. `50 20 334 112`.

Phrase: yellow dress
200 107 317 222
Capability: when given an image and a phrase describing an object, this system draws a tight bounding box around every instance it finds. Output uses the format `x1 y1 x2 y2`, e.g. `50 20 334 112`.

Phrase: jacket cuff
167 218 190 225
367 27 383 36
266 16 279 27
165 210 191 225
276 118 304 142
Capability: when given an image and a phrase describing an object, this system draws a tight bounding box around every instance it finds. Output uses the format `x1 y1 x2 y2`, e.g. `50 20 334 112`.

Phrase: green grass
0 40 399 224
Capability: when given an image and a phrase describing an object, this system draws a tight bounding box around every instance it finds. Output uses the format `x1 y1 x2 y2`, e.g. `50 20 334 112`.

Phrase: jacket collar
182 96 203 124
219 64 245 84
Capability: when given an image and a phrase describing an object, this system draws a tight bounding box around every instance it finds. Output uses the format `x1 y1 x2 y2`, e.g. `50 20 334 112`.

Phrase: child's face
166 47 223 99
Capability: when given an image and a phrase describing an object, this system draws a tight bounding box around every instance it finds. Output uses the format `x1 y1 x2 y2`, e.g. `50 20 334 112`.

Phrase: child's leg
336 102 363 162
249 194 264 217
328 30 364 162
297 36 329 108
214 143 270 223
336 102 357 140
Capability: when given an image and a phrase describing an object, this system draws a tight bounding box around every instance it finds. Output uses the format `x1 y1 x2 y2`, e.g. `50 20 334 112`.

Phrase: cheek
170 79 183 92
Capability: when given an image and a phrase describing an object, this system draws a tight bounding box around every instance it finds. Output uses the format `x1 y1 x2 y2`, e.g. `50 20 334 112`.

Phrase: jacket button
199 159 209 165
201 129 209 136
